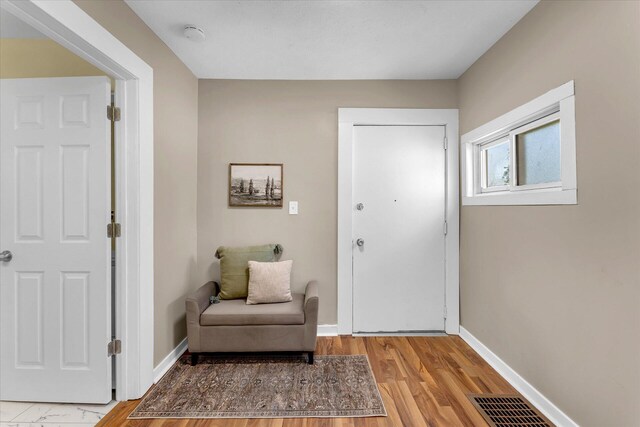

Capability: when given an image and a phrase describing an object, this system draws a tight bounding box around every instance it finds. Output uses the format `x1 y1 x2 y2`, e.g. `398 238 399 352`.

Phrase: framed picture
229 163 283 207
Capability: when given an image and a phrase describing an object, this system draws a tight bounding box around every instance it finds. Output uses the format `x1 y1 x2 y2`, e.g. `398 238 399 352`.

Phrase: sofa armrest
186 281 217 320
303 281 319 351
185 281 217 352
304 280 319 313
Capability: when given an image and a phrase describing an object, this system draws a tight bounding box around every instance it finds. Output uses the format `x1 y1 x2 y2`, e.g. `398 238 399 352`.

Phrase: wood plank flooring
97 336 518 426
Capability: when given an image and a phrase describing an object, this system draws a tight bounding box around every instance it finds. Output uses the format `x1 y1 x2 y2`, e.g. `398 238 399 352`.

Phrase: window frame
461 81 576 206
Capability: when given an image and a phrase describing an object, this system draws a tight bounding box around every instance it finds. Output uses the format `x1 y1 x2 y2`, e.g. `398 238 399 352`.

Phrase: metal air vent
468 394 554 427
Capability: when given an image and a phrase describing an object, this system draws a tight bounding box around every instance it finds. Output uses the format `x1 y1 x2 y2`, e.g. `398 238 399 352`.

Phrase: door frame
0 1 154 400
337 108 459 335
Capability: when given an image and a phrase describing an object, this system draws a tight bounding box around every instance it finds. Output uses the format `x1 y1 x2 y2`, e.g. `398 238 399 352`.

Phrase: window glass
516 120 561 185
485 141 510 188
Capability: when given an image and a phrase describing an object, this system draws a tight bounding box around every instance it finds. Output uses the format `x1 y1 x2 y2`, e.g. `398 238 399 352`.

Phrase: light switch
289 201 299 215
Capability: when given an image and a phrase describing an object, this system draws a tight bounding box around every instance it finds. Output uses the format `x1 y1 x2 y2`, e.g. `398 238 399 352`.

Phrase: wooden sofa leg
191 353 199 366
308 352 314 365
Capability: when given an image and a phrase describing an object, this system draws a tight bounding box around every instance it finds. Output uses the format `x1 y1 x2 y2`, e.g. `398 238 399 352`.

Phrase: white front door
352 125 446 333
0 77 112 403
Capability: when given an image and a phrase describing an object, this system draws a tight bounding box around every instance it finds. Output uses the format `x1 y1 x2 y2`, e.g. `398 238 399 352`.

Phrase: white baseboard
153 337 187 383
317 324 338 336
459 327 579 427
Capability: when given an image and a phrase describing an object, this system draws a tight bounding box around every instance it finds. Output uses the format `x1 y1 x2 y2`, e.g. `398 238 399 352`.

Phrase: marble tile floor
0 400 117 427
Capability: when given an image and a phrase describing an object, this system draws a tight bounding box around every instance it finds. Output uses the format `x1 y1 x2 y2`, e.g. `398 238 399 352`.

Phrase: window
480 138 510 191
513 116 560 187
477 112 561 193
462 81 576 205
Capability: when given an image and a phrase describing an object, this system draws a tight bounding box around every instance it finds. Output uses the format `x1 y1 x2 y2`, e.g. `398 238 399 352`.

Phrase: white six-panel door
0 77 112 403
352 125 446 333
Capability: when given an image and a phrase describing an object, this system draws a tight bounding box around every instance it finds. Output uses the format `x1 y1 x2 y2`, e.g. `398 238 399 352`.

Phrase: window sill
462 188 576 206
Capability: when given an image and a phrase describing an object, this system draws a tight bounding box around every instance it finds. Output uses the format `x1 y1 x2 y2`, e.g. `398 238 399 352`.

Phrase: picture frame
228 163 284 207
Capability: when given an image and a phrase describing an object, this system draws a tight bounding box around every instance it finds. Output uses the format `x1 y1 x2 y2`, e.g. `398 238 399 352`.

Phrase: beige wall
197 80 457 324
74 0 199 366
458 1 640 426
0 38 107 80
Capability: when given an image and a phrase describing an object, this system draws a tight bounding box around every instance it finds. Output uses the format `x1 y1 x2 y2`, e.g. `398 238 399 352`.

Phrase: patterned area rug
128 354 387 419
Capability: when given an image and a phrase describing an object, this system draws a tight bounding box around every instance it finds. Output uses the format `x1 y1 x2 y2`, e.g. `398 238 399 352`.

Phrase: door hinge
444 305 448 319
443 136 448 150
107 222 121 238
443 220 448 235
107 104 121 122
107 339 121 357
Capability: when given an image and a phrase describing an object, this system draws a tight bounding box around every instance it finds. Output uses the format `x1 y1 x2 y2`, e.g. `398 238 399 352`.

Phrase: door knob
356 238 364 247
0 250 12 262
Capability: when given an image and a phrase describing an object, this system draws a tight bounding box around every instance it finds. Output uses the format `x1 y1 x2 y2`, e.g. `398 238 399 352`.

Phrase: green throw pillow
215 244 282 300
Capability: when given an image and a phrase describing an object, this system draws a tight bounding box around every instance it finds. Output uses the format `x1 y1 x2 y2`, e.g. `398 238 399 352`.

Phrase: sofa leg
308 352 314 365
191 353 199 366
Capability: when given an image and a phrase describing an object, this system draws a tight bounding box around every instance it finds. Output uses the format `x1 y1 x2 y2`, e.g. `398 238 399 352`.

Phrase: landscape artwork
229 163 283 207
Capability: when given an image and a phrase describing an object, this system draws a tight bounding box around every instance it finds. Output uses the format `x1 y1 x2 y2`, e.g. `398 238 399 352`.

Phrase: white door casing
352 126 446 333
0 77 112 403
338 108 459 335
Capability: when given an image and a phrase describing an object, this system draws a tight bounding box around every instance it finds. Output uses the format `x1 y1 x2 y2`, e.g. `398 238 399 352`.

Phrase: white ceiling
1 9 46 39
125 0 538 80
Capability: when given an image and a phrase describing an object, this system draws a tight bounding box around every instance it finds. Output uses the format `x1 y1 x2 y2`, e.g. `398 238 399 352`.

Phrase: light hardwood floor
98 336 518 426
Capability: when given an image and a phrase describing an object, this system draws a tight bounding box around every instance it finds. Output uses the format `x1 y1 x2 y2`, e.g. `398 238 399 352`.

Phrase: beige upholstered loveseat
185 280 319 365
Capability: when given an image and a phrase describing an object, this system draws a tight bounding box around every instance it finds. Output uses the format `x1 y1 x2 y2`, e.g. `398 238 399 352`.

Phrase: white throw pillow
246 260 293 304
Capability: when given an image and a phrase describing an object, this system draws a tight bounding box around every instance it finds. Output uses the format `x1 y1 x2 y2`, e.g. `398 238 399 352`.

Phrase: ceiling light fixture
183 25 205 42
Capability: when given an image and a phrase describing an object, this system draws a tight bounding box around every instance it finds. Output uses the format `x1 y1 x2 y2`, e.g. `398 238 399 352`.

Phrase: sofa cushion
246 260 293 305
215 244 282 300
200 293 305 326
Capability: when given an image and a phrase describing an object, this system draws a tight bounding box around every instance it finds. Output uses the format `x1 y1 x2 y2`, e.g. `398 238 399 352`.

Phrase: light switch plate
289 201 299 215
